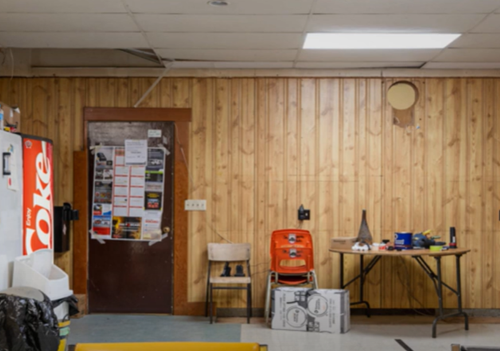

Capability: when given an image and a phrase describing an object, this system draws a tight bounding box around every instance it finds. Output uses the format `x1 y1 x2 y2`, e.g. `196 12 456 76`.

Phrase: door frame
73 107 204 315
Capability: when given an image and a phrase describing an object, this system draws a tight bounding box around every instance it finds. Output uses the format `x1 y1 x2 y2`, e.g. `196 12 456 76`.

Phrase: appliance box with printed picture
271 288 350 334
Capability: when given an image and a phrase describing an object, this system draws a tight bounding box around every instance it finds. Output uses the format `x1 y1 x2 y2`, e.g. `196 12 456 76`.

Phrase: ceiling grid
0 0 499 69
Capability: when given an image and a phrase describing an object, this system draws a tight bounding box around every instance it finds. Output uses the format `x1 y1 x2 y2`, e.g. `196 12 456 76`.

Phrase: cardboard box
1 102 21 133
330 237 357 250
271 288 309 331
307 289 350 334
271 288 350 334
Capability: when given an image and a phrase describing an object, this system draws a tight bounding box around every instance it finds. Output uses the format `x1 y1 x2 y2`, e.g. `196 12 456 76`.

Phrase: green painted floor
68 315 240 344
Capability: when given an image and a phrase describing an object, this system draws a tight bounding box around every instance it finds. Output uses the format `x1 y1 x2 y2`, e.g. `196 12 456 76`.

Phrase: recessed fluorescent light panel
303 33 461 49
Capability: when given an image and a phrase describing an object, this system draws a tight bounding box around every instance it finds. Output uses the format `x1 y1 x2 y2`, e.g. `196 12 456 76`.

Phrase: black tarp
0 290 59 351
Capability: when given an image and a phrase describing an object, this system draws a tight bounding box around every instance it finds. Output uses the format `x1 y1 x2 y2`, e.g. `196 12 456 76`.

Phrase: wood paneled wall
2 77 500 310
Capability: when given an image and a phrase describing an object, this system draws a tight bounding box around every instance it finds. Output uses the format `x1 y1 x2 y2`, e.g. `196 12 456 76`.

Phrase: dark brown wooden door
87 122 174 313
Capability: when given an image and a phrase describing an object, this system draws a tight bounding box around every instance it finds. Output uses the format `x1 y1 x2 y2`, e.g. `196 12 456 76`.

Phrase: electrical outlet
185 199 207 211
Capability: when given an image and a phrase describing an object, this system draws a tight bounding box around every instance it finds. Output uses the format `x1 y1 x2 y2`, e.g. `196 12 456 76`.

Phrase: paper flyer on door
90 145 167 242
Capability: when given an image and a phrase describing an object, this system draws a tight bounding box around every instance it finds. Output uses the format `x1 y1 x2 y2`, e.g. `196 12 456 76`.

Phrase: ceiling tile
307 14 484 33
471 14 500 32
450 34 500 48
0 0 125 13
135 15 307 33
157 49 298 61
298 49 440 62
31 49 160 67
434 48 500 61
423 62 500 69
0 14 137 32
0 33 148 48
148 33 302 49
295 61 423 68
314 0 500 14
126 0 313 14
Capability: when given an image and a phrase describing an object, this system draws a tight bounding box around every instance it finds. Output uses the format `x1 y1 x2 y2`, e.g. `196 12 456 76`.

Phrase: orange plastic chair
264 229 318 323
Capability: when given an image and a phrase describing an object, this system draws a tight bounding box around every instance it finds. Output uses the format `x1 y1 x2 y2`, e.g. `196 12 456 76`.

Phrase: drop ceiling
0 0 500 70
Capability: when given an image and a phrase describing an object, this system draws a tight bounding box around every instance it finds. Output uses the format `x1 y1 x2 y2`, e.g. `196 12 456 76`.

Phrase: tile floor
69 315 500 350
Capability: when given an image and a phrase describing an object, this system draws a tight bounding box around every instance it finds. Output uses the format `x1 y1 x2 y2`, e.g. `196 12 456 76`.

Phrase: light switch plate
185 199 207 211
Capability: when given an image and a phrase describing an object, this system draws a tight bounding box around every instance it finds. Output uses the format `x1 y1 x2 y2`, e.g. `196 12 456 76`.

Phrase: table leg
455 254 469 331
340 253 344 289
432 257 444 338
413 255 469 338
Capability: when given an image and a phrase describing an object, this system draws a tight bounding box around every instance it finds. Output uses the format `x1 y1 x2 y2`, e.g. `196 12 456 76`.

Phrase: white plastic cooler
13 249 73 320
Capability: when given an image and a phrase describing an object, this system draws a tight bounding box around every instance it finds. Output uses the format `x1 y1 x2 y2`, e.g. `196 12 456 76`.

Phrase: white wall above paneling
0 14 138 32
0 33 148 48
298 49 440 62
147 33 303 50
0 0 126 13
434 48 500 61
157 49 298 61
307 14 485 33
313 0 500 14
135 14 307 33
125 0 314 14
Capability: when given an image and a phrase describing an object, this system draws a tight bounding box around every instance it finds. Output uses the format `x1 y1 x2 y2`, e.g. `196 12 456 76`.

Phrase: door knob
163 227 171 234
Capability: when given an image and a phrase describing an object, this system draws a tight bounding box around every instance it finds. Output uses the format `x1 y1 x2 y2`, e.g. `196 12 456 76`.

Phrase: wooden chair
205 243 252 324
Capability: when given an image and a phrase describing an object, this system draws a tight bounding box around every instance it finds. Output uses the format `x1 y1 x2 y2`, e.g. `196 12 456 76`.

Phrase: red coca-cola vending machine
21 135 54 255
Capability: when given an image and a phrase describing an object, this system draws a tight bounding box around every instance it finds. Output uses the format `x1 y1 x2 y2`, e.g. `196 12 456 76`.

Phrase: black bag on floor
0 288 59 351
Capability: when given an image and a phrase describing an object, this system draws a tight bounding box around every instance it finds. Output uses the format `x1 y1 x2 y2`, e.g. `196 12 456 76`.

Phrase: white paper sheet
114 186 128 196
130 197 144 207
114 207 128 217
125 139 148 165
129 207 144 217
131 166 145 176
115 177 128 186
113 197 128 206
130 187 144 196
131 177 145 186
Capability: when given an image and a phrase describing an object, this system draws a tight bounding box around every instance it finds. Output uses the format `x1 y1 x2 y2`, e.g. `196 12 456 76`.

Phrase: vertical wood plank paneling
482 79 495 308
213 78 232 307
424 78 445 308
8 76 500 310
341 79 359 303
188 78 213 302
493 80 500 308
73 78 86 150
443 79 467 307
466 79 483 308
391 80 412 308
381 79 394 308
410 79 426 309
317 79 339 289
255 78 268 307
267 79 285 234
285 79 300 229
365 79 382 307
115 79 130 107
